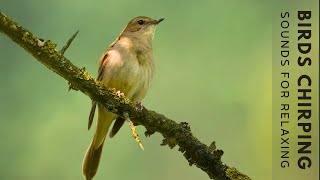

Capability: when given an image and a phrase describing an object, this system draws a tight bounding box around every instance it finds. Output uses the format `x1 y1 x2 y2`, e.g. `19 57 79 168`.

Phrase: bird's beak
157 18 164 24
151 18 164 25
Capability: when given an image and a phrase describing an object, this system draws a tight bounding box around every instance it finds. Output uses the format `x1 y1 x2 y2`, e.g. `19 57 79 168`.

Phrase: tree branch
0 11 250 180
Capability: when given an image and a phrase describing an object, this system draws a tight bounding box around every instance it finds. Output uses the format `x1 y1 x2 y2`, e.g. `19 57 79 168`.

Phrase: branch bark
0 11 250 180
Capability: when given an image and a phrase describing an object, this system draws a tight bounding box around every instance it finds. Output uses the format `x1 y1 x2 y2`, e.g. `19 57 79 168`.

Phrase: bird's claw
115 90 124 98
135 102 144 112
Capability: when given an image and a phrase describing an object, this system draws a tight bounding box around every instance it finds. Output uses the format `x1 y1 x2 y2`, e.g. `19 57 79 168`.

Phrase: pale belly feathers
100 48 153 103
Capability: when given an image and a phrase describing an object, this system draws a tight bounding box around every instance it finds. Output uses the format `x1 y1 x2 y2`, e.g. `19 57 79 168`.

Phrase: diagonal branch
0 11 250 180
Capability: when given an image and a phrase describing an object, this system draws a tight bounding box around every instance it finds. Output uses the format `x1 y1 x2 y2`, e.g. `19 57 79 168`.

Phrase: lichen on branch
0 11 250 180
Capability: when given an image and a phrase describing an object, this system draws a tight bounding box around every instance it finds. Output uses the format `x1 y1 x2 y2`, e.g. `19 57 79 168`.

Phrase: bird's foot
135 102 144 112
115 90 124 98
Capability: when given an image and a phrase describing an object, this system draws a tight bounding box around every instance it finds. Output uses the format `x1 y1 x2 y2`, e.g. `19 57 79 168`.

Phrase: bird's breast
101 48 154 102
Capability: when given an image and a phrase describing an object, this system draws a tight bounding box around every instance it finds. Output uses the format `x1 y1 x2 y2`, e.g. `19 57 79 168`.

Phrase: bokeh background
0 1 272 179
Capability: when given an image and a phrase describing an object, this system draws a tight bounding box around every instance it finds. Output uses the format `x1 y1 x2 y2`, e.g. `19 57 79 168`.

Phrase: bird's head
122 16 164 40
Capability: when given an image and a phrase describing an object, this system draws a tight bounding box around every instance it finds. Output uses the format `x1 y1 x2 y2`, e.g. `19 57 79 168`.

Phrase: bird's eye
137 20 144 25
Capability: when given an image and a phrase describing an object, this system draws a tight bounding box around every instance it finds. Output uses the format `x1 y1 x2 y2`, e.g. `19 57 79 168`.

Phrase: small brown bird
82 16 163 180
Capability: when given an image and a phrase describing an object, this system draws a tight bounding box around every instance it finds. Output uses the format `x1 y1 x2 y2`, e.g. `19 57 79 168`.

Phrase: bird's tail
82 106 115 180
82 139 105 180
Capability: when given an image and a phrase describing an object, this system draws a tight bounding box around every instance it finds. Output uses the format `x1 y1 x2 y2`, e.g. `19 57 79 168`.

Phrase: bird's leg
135 101 144 112
123 112 144 150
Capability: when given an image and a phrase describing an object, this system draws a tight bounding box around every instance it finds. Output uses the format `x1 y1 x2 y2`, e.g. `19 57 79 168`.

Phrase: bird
82 16 164 180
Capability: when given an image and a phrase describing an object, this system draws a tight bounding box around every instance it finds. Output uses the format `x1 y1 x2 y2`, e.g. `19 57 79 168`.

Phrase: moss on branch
0 11 250 180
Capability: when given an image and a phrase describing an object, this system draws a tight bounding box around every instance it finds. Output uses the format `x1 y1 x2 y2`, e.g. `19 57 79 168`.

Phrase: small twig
60 30 79 55
62 31 79 91
124 112 144 150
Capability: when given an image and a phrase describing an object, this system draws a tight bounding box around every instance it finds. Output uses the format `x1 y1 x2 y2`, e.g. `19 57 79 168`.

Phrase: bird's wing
87 36 121 130
97 52 109 81
88 50 110 130
88 101 97 130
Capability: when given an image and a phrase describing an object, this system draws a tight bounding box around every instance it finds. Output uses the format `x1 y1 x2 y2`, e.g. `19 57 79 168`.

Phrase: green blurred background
0 0 272 179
